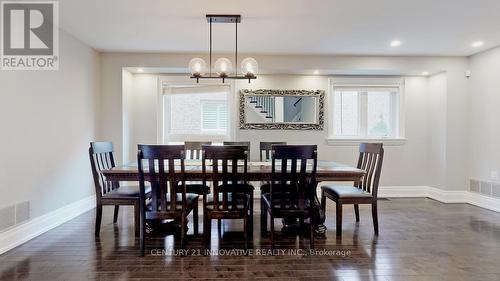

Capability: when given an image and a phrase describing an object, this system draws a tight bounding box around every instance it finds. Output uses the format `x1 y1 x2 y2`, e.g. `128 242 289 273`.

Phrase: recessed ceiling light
137 68 144 73
471 41 484 48
390 40 402 47
313 70 319 75
422 71 429 76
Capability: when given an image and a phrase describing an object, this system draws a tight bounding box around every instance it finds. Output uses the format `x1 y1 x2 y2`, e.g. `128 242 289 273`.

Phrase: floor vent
0 201 30 232
470 179 500 199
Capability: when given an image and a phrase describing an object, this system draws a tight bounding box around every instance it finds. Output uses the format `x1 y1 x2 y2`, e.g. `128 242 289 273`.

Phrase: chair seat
262 193 311 210
176 181 210 195
146 193 199 211
206 193 249 210
320 184 372 198
103 185 151 199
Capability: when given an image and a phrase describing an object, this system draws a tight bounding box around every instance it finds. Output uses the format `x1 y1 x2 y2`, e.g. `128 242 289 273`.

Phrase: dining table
101 160 365 234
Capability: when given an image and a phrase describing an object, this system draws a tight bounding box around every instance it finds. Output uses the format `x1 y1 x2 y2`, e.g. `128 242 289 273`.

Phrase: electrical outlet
491 171 499 181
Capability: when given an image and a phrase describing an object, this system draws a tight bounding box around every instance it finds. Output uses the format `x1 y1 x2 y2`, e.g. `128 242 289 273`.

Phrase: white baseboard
0 195 96 255
379 186 500 213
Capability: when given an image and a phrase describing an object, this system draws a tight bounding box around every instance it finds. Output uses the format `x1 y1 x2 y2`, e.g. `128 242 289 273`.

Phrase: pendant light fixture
189 15 258 83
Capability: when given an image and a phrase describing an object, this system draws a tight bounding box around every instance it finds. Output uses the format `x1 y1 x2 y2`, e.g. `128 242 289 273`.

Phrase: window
162 85 230 142
329 80 405 144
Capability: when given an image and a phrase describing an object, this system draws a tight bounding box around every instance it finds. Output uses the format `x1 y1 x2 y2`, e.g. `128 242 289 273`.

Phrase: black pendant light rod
209 17 212 77
235 20 238 76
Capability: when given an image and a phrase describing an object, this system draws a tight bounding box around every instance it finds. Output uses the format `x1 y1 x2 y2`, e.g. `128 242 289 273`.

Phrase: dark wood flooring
1 198 500 281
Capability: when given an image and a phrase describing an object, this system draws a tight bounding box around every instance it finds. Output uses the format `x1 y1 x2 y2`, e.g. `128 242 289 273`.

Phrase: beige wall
467 46 500 181
0 31 100 218
118 68 467 189
427 73 447 189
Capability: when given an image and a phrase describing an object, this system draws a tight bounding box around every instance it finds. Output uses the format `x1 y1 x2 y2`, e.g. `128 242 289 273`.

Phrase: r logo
2 2 53 55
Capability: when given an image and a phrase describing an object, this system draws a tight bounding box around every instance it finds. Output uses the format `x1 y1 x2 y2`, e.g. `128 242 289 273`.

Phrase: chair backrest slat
355 143 384 197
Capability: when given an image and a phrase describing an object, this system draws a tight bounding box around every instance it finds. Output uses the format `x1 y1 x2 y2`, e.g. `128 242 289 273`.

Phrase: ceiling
59 0 500 56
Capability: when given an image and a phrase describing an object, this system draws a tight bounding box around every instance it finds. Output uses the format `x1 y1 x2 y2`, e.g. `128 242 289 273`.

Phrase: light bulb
215 58 232 77
188 58 206 77
241 57 258 77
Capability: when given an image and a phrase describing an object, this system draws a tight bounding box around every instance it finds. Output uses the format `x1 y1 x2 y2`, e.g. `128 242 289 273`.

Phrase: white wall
102 53 469 190
428 73 447 189
467 46 500 181
0 31 100 218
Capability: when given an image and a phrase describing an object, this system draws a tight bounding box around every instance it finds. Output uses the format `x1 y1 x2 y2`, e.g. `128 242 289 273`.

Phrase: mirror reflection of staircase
248 96 275 121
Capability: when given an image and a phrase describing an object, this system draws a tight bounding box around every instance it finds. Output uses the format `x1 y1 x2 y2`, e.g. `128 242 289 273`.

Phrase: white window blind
201 100 227 132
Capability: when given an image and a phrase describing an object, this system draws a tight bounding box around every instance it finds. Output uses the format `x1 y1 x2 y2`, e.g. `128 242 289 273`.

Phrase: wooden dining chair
184 141 212 161
259 142 287 161
222 141 254 233
202 145 253 250
320 143 384 237
137 145 199 256
89 141 147 237
261 145 318 250
178 141 212 195
259 142 287 194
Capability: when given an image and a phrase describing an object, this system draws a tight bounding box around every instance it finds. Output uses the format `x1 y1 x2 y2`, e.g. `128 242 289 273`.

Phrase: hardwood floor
1 198 500 280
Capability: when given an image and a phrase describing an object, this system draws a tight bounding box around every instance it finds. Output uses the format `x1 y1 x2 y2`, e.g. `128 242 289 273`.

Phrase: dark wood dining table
101 160 365 234
101 160 364 182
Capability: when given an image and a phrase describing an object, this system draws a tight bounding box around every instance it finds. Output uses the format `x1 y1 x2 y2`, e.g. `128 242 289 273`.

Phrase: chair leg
95 204 102 236
310 216 315 249
372 203 379 235
260 198 267 234
204 217 211 250
113 205 119 223
134 202 140 237
243 212 248 251
270 214 275 251
320 190 326 213
354 204 360 222
336 202 343 237
140 208 146 257
249 193 254 237
180 213 186 250
193 200 199 236
217 219 222 237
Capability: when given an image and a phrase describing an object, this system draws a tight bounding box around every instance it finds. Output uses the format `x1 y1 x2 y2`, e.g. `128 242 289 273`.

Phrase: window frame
327 77 407 146
157 76 234 144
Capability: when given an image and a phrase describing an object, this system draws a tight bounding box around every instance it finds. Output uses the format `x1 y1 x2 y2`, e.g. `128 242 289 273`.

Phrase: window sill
326 137 407 146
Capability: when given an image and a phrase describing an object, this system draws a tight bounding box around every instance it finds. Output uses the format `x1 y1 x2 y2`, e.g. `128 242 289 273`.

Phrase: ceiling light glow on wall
422 71 429 76
390 40 402 47
137 68 144 73
313 70 319 75
471 41 484 48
